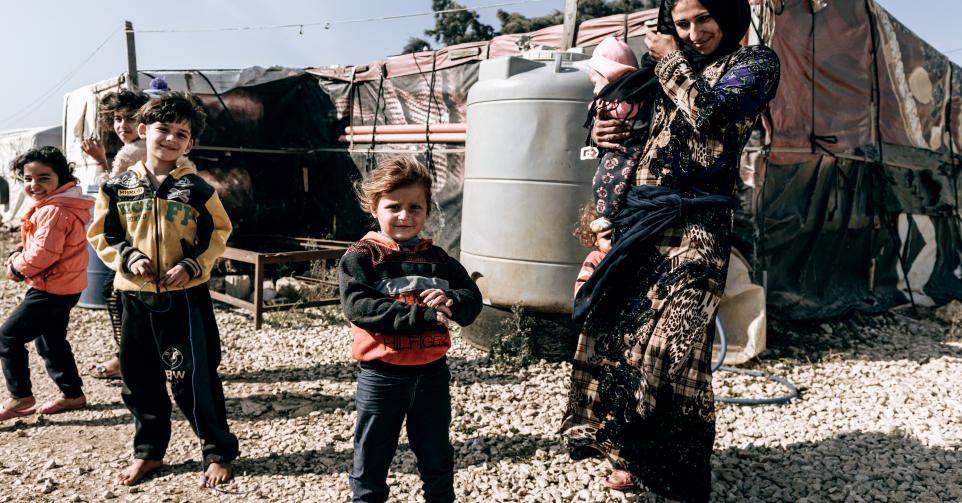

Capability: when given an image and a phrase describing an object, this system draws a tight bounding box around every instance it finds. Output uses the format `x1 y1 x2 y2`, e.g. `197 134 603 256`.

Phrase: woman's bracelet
655 50 687 80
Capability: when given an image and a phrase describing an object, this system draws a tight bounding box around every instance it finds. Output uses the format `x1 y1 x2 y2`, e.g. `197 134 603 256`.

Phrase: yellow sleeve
86 185 145 273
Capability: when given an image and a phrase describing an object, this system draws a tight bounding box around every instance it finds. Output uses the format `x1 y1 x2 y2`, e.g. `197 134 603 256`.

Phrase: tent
61 67 364 239
0 125 62 228
61 0 962 321
308 0 962 320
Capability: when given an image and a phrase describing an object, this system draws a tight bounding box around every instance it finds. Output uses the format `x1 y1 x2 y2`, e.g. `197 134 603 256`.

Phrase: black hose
712 316 799 405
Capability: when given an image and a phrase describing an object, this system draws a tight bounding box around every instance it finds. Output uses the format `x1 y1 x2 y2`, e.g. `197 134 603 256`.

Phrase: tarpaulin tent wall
61 67 363 240
310 0 962 320
0 126 62 229
761 0 962 317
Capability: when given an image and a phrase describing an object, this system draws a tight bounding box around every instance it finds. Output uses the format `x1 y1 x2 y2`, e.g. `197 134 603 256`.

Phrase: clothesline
131 0 549 34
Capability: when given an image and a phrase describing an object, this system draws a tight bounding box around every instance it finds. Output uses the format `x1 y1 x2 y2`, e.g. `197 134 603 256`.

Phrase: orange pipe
344 123 466 135
339 132 466 144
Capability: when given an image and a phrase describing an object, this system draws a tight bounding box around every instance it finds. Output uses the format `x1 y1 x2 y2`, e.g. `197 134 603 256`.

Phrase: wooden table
209 237 351 329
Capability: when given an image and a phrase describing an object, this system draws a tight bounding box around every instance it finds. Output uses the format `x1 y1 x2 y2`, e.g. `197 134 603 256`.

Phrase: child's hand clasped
5 264 20 282
161 265 190 288
420 288 454 317
129 258 156 280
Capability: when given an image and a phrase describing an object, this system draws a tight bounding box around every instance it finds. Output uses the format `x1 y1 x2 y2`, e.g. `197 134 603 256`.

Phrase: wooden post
253 254 264 329
125 20 139 90
562 0 579 51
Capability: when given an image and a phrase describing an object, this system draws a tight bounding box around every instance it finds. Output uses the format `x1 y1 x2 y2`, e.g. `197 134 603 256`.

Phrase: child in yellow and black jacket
87 92 237 488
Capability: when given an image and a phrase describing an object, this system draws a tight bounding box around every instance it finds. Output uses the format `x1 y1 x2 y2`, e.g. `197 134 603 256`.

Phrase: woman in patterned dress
561 0 780 501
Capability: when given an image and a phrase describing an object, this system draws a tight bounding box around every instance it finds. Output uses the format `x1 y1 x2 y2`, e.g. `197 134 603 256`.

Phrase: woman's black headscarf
591 0 753 112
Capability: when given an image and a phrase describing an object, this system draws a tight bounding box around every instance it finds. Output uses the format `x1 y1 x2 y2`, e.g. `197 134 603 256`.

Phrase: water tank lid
468 55 593 105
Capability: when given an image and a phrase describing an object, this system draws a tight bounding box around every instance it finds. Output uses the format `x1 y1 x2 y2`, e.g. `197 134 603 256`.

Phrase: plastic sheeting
61 69 361 239
715 250 767 365
755 0 962 318
308 0 962 322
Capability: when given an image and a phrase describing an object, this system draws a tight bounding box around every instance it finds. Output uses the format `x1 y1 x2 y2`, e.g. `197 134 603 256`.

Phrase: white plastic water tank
461 52 595 313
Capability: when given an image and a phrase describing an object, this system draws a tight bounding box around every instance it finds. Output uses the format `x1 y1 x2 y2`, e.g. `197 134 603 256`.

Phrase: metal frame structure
209 236 351 329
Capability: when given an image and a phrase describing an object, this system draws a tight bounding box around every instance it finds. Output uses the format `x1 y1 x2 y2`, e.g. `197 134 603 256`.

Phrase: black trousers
0 288 83 399
119 285 238 465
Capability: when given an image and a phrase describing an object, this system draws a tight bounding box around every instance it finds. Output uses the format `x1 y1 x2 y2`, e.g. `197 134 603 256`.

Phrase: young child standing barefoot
0 147 92 420
87 92 237 487
339 158 482 503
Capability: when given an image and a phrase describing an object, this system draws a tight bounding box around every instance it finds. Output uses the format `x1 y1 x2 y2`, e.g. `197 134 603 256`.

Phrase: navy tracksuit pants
350 361 455 503
119 285 238 465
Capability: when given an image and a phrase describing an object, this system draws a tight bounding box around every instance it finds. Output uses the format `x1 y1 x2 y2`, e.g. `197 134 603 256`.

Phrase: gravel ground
0 272 960 502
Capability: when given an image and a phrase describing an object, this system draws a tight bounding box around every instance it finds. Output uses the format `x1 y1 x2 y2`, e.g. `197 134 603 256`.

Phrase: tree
496 10 563 35
424 0 496 47
497 0 659 35
403 0 659 53
402 37 433 54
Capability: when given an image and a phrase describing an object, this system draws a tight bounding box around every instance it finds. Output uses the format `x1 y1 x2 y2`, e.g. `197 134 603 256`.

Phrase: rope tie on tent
809 133 838 157
195 71 242 145
772 0 785 15
347 66 359 154
864 0 885 165
807 4 838 158
367 69 387 170
424 51 439 179
367 67 386 173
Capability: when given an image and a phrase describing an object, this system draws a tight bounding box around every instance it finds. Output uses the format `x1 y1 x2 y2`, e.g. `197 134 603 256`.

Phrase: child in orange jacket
0 146 93 420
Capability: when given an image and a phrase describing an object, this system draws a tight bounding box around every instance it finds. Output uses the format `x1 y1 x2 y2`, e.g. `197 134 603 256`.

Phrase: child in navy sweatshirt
339 157 482 503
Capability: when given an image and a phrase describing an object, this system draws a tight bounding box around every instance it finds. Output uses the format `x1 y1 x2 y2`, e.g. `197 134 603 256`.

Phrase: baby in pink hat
584 37 646 234
588 37 641 122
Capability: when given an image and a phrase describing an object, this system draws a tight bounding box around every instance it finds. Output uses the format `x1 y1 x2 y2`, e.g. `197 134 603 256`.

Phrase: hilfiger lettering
379 333 451 351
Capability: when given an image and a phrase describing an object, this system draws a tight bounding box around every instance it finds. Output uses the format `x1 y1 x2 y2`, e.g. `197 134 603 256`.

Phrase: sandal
37 396 87 415
603 470 638 491
87 361 121 380
0 397 36 421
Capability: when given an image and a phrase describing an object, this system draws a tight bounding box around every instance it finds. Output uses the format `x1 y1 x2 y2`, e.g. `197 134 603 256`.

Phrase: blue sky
0 0 957 129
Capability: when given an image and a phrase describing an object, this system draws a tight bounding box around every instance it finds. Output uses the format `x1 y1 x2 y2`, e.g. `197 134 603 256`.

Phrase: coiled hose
712 318 798 405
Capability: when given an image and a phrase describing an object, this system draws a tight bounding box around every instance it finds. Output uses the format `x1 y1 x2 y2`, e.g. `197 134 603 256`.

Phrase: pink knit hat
588 37 638 83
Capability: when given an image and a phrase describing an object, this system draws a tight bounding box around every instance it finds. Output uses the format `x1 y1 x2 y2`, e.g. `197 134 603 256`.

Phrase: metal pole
562 0 579 51
125 20 139 90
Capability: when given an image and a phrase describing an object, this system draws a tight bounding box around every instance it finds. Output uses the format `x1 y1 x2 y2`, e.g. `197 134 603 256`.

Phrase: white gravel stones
0 261 959 501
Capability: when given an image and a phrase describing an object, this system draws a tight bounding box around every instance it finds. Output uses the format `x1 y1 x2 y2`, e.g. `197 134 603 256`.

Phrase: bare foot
37 395 87 415
0 396 36 421
202 461 232 488
115 459 163 486
87 357 121 379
